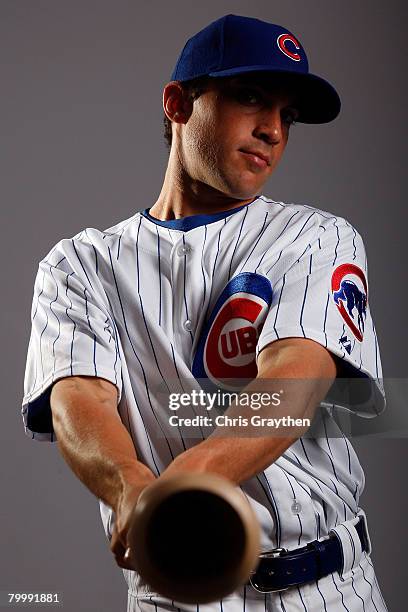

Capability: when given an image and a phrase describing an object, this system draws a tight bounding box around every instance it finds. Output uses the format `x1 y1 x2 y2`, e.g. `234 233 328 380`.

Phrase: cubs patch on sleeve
255 216 384 416
331 263 367 343
192 272 272 389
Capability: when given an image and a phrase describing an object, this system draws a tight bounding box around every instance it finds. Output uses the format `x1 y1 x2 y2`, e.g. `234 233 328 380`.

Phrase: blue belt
249 517 369 593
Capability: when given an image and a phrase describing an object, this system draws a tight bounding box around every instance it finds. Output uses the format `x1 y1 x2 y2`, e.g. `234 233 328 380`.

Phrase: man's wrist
114 461 156 512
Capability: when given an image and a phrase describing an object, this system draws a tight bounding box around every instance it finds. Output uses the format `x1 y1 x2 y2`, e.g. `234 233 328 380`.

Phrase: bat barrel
127 473 260 604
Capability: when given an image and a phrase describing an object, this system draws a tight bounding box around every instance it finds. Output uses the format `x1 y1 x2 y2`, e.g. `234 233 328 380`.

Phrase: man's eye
236 89 262 105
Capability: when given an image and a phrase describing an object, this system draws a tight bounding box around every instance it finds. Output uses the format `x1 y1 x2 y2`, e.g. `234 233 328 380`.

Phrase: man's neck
148 150 256 221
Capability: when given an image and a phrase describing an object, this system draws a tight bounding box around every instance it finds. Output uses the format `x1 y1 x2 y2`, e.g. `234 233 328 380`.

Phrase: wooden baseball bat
126 472 261 604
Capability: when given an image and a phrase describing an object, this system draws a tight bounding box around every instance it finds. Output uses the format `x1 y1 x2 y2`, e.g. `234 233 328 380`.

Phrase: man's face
178 74 299 200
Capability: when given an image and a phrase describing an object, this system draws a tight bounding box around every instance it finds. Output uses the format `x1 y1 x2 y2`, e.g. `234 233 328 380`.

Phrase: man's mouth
239 149 271 168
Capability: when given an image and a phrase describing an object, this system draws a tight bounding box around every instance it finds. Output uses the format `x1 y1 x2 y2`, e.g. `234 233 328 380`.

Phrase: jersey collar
140 196 260 231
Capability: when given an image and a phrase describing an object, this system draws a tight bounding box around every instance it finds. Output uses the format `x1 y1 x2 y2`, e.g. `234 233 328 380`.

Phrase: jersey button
183 319 193 332
291 500 302 515
177 244 191 256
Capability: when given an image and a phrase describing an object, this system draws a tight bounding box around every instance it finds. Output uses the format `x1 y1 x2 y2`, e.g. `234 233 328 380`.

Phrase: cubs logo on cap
277 33 301 61
192 272 272 390
332 264 368 342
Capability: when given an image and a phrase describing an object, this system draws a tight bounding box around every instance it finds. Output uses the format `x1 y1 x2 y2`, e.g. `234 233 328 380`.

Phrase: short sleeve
256 217 385 417
21 244 122 441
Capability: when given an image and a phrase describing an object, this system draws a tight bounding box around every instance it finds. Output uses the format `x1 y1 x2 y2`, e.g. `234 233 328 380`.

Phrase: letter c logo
277 34 301 62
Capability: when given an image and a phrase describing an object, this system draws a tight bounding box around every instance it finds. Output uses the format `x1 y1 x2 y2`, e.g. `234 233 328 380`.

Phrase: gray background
1 1 406 610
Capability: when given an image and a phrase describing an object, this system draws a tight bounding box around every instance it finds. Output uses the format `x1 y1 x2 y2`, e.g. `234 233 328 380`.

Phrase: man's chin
208 173 267 202
229 172 269 200
225 181 266 202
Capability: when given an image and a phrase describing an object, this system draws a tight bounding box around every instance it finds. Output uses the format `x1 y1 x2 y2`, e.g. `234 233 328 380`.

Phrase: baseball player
21 14 387 612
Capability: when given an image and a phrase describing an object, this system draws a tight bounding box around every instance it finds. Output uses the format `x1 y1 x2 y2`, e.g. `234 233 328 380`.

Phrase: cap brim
208 66 341 124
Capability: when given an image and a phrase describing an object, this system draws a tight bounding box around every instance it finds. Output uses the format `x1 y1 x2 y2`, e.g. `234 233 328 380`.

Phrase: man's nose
252 107 283 145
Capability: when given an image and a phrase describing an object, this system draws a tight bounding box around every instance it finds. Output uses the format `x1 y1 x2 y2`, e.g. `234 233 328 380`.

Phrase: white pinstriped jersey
22 196 387 611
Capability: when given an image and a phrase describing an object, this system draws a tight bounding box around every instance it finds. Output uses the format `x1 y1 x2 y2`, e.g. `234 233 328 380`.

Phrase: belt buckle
249 547 289 593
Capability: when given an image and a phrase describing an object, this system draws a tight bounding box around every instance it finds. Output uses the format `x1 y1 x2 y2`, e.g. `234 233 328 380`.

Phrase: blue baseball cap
170 14 341 124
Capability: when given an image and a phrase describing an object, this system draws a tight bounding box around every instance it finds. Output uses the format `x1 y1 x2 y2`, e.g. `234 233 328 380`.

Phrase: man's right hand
110 477 156 570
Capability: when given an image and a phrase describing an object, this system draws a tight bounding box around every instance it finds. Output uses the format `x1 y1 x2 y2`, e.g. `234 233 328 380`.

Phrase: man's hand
110 480 154 570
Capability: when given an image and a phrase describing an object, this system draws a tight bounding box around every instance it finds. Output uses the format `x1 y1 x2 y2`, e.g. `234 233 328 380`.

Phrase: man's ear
163 81 194 124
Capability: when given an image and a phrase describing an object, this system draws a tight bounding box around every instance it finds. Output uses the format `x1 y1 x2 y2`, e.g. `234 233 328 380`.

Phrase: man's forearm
164 433 296 484
163 339 337 484
50 376 156 512
163 378 312 483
